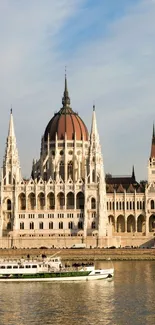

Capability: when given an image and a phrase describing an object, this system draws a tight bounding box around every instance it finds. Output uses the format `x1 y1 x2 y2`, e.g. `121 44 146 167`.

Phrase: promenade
0 248 155 261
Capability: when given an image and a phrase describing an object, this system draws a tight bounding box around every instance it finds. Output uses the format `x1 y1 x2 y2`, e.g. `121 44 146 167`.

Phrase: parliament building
0 77 155 248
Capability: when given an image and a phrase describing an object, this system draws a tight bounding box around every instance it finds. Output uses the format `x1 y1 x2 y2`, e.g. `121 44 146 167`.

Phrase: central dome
44 76 88 141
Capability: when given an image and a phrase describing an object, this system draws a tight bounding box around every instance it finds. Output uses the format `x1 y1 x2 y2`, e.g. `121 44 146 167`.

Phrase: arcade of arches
108 214 155 233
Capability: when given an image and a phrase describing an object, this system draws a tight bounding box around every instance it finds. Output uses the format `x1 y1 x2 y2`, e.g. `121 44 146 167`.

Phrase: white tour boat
0 254 114 282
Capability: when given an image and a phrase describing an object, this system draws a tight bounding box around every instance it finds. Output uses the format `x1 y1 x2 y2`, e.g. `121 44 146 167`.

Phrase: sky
0 0 155 181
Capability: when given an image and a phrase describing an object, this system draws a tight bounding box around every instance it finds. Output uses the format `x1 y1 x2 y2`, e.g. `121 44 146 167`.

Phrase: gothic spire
2 110 21 184
8 108 15 138
150 123 155 158
90 104 99 142
62 73 70 107
132 165 136 181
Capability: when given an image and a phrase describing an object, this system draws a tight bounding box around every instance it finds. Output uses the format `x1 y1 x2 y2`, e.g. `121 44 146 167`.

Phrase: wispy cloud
0 0 154 180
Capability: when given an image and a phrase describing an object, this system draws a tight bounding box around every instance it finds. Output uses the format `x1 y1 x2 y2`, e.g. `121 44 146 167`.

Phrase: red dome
44 77 88 141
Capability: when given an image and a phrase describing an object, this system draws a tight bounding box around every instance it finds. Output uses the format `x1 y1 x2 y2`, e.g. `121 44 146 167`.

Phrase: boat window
95 271 101 274
13 266 18 269
26 265 31 268
7 266 12 269
32 265 37 268
19 265 24 268
0 266 5 269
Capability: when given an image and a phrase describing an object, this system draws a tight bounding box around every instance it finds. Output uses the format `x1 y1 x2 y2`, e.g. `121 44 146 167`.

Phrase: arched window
7 222 11 230
68 221 73 229
67 192 74 209
7 199 11 211
143 201 145 210
76 192 84 209
20 222 24 230
92 221 96 229
110 202 112 210
126 201 129 210
43 172 47 181
116 202 118 210
59 161 64 181
47 193 55 209
39 222 44 230
91 198 96 209
130 202 132 210
49 222 53 230
140 201 142 209
119 202 122 210
8 172 11 184
18 193 26 210
137 201 139 210
30 222 34 230
151 200 154 210
28 193 36 210
67 161 73 180
78 221 83 229
57 192 65 209
59 222 63 229
92 170 95 182
38 193 45 210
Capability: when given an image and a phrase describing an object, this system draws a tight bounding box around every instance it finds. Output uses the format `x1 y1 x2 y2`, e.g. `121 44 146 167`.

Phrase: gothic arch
149 214 155 232
18 193 26 210
76 192 84 209
117 215 125 232
150 200 155 210
30 222 34 230
7 222 11 230
67 192 74 209
47 192 55 210
137 214 145 232
28 193 36 210
78 221 83 229
91 197 96 209
67 161 73 180
49 221 53 229
59 161 65 181
68 221 73 229
7 199 11 211
127 215 135 232
57 192 65 209
92 221 96 229
20 222 24 230
37 192 45 210
108 215 115 232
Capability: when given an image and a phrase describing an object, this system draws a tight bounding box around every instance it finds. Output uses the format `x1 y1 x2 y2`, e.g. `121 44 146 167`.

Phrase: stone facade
0 78 155 248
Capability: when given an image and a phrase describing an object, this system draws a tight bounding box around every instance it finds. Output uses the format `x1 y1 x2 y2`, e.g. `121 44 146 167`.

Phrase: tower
89 105 108 237
0 110 21 235
148 124 155 183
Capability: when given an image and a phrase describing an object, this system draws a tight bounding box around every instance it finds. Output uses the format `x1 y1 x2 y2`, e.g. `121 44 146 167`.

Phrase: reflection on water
0 261 155 325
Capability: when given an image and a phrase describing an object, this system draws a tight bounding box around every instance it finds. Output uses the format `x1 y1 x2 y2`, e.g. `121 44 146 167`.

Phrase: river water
0 261 154 325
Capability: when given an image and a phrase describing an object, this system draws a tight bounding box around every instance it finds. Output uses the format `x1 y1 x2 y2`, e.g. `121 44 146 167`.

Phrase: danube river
0 261 154 325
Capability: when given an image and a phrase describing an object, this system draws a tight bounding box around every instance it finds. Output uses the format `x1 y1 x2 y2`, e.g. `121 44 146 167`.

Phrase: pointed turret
90 105 99 141
8 108 15 138
148 124 155 183
132 166 136 181
150 123 155 158
2 109 21 185
62 74 70 107
88 105 108 237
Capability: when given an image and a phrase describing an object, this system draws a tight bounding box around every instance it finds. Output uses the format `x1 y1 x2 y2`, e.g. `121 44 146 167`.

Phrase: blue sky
0 0 154 180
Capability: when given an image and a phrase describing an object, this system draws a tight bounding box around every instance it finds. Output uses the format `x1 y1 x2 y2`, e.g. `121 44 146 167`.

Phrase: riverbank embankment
0 248 155 261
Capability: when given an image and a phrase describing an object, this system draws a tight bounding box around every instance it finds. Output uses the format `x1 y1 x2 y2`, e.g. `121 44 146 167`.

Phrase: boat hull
0 269 114 282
